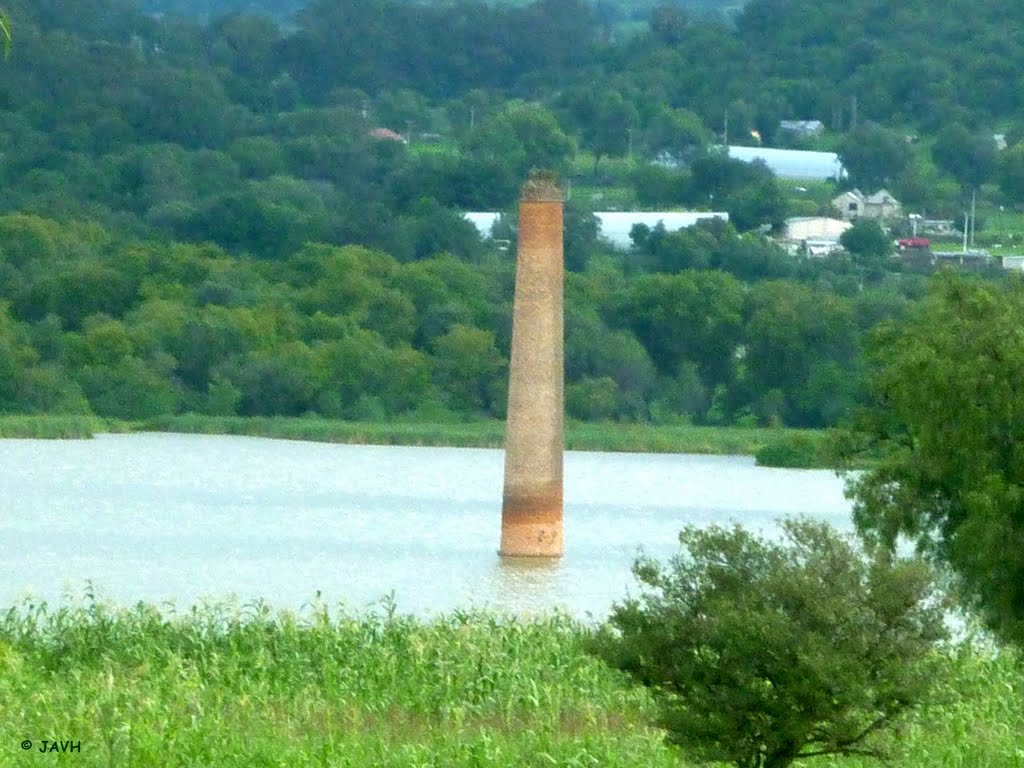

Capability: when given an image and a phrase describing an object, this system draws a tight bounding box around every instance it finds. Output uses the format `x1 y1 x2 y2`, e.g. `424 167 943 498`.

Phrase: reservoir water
1 433 852 620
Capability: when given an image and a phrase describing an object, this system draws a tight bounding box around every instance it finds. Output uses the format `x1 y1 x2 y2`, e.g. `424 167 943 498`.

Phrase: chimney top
521 170 563 202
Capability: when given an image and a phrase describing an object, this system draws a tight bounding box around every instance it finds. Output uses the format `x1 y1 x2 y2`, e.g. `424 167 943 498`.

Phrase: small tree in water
589 519 947 768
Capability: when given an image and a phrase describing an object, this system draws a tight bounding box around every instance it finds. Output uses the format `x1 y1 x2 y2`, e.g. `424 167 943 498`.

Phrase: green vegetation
753 431 833 468
6 4 1024 766
566 421 827 459
0 10 10 58
589 520 948 767
0 595 1021 767
0 596 671 767
0 212 892 432
0 413 833 465
4 0 1024 440
849 273 1024 651
0 414 128 438
143 414 510 448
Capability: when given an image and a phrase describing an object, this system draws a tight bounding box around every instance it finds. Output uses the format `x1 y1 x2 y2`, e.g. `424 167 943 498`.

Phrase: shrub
754 433 824 468
588 519 948 768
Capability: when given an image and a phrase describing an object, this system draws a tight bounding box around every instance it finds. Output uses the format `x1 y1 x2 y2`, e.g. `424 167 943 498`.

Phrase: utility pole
970 189 977 250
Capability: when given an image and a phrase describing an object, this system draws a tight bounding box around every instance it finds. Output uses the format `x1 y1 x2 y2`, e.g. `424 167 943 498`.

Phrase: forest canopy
0 0 1018 427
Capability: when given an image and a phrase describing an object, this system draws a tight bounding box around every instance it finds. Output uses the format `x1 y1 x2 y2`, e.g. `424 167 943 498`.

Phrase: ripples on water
0 433 852 619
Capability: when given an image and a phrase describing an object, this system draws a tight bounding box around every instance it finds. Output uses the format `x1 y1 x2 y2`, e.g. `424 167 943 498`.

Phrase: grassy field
1 596 1021 767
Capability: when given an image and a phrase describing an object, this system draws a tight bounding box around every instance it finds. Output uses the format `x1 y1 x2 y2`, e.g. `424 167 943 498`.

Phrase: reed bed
140 414 509 448
0 595 675 767
0 415 130 439
1 412 835 464
565 421 826 459
1 595 1021 766
140 414 832 463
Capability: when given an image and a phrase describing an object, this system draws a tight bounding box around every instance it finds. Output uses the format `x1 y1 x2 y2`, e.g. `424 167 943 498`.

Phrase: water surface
1 433 852 619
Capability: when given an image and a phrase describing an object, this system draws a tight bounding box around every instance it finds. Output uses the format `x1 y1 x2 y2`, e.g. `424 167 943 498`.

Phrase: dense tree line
0 208 924 428
0 0 1019 430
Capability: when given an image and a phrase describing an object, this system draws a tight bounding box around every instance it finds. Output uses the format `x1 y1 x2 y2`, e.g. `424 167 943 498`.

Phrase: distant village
464 135 1014 272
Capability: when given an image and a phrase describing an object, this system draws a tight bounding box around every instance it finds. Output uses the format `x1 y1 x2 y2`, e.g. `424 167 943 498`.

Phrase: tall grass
0 415 131 439
567 421 828 461
812 643 1024 767
1 595 1021 767
142 413 831 462
140 414 509 448
0 413 846 467
0 594 677 767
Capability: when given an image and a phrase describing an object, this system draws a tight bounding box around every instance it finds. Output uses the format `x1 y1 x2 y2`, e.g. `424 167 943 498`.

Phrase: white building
778 120 825 138
781 217 851 257
727 145 845 180
463 210 730 251
463 212 502 238
594 211 728 249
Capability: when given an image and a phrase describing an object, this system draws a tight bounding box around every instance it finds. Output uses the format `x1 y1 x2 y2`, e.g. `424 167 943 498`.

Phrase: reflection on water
0 433 852 619
482 557 564 616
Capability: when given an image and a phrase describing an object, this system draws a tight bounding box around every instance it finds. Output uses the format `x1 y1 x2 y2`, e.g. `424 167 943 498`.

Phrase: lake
0 433 852 620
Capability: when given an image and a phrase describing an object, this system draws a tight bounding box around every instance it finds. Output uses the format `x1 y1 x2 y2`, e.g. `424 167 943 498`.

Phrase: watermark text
21 740 82 753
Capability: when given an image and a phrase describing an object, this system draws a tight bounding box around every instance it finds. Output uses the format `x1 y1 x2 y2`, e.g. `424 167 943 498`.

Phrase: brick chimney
500 172 564 558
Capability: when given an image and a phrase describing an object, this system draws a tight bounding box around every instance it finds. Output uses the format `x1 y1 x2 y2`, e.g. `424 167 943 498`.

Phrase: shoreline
0 414 837 467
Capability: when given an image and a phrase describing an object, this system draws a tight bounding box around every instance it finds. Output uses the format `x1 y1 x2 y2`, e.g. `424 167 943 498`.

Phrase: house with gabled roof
832 189 901 221
778 120 825 138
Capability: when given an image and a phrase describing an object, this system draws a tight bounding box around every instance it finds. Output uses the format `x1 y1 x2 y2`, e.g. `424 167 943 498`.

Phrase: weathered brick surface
500 176 564 557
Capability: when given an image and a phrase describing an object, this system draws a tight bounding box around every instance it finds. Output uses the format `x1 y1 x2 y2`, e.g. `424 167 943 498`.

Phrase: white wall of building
594 211 728 249
727 146 845 180
463 210 729 250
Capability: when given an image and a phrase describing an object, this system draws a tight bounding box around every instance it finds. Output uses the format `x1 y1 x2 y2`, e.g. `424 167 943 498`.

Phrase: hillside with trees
0 0 1021 430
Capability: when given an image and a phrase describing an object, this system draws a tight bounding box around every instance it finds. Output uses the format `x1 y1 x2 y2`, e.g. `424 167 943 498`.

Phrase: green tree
0 303 86 414
690 153 787 232
77 356 183 419
649 3 688 45
0 213 66 268
931 124 996 193
619 271 744 386
847 274 1024 648
467 101 575 184
589 519 947 768
643 105 712 163
558 87 638 170
741 282 860 427
566 375 617 421
220 341 322 416
837 124 913 190
431 323 506 415
315 331 432 418
996 141 1024 205
839 219 892 262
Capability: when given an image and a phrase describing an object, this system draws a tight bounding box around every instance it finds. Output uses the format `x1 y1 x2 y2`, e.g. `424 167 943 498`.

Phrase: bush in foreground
589 519 948 768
